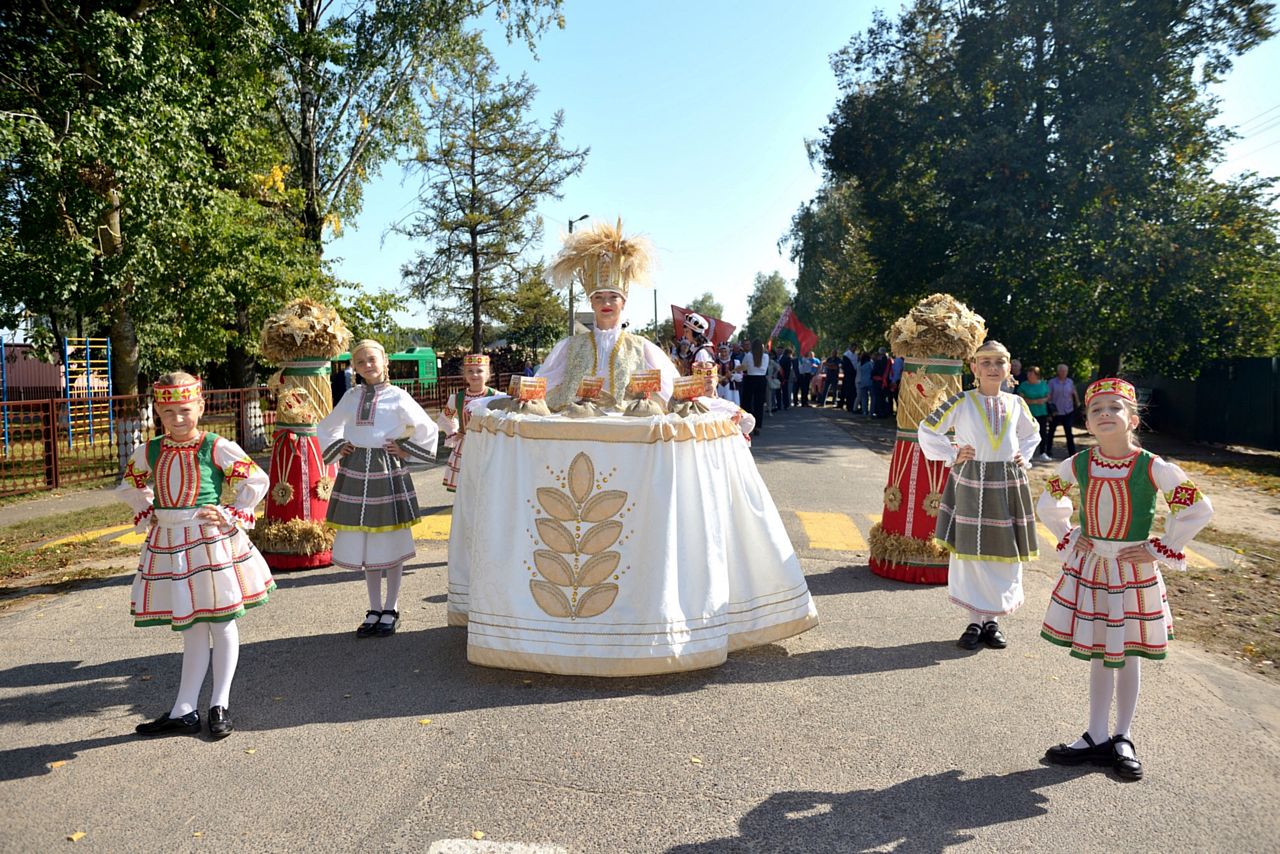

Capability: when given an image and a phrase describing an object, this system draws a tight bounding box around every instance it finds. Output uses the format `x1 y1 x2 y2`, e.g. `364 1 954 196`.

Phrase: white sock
170 623 211 718
1072 658 1115 748
209 620 240 710
365 570 383 615
380 564 404 622
969 611 986 626
1114 658 1142 740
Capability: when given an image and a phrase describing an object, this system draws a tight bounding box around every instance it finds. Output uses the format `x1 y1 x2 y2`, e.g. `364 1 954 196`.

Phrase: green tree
816 0 1279 377
686 292 725 321
398 46 587 352
743 271 792 345
337 288 416 353
504 263 567 354
272 0 563 250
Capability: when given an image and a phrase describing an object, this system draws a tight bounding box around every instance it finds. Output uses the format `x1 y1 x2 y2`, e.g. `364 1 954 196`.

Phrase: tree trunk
226 300 257 388
470 229 483 353
298 2 324 252
95 186 139 396
1098 351 1123 378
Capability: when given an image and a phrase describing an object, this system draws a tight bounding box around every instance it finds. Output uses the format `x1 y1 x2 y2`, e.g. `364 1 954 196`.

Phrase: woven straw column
868 294 986 584
251 299 351 571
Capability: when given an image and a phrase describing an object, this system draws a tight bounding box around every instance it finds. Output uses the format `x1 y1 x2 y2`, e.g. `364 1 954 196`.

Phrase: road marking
39 524 134 550
1184 545 1215 569
413 509 453 541
1037 524 1059 549
796 511 867 551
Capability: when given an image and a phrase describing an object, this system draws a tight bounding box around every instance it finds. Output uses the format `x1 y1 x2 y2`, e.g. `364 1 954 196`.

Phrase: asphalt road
1 406 1277 852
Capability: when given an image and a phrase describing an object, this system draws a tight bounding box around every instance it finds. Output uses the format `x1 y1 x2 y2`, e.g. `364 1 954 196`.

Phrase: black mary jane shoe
1045 731 1114 765
208 706 233 739
355 609 381 638
957 623 984 650
374 609 400 637
1111 735 1144 780
135 710 201 737
981 621 1008 649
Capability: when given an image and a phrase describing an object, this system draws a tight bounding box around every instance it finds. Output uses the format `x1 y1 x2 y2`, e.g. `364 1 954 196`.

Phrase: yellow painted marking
1183 545 1215 570
112 531 149 546
413 510 452 541
39 524 133 551
866 513 881 526
796 511 867 551
1037 524 1058 549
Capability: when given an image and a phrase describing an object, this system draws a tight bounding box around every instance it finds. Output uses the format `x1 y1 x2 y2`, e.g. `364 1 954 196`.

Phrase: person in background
777 348 794 411
1017 366 1052 462
889 353 905 414
739 340 770 437
1047 363 1081 458
796 350 819 407
855 352 874 416
870 347 891 417
820 350 842 407
841 345 858 413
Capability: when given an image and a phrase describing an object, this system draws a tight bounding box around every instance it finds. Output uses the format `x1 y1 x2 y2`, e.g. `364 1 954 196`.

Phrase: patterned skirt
131 508 275 630
934 460 1038 562
442 434 467 492
1042 537 1172 666
327 445 421 570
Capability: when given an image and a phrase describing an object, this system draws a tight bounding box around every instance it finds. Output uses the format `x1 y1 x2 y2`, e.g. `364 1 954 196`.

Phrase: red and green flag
770 307 817 356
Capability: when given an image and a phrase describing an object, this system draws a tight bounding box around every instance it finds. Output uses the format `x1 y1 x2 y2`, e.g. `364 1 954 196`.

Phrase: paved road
1 407 1277 852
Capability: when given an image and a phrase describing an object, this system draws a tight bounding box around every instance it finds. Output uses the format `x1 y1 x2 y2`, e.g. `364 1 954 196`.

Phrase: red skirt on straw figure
260 428 336 569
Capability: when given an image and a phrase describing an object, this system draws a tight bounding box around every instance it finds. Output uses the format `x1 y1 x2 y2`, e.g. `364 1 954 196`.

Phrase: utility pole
566 215 589 335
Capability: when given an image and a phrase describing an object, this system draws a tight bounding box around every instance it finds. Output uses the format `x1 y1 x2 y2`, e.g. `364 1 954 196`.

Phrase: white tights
1072 657 1142 747
170 620 240 717
364 564 404 625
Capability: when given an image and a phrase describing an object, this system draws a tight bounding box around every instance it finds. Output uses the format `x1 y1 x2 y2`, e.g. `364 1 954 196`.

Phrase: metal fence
0 373 511 499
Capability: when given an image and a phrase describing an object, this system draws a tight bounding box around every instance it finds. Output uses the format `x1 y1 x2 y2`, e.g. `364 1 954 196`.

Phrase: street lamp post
566 214 589 336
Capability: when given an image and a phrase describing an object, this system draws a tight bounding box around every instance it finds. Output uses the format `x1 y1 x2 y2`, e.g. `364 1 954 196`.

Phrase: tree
686 292 726 322
743 272 793 345
271 0 564 251
0 1 313 393
814 0 1279 377
337 288 417 353
504 263 567 354
398 46 587 352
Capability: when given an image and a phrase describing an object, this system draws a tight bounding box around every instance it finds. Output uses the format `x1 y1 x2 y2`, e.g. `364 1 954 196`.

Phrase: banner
671 305 737 346
769 307 818 356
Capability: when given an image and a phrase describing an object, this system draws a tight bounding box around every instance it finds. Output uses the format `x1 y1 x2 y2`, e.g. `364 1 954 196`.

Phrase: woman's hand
1116 544 1156 565
195 506 233 531
953 445 976 464
339 442 355 457
1013 452 1026 467
384 439 409 460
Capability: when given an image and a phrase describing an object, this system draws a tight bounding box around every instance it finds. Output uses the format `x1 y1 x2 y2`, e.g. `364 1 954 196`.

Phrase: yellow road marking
39 523 134 551
1037 524 1058 549
1183 545 1215 570
796 511 867 551
413 510 452 541
112 531 148 546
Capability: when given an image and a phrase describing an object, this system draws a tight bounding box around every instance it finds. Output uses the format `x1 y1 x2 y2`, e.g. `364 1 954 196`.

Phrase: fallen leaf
67 832 86 842
244 748 257 755
192 831 203 838
343 693 352 699
49 760 67 769
272 696 284 701
417 718 432 726
472 831 486 840
689 756 703 765
140 675 153 681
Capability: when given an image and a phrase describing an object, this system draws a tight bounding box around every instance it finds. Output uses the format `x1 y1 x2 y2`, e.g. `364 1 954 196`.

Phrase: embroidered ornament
883 484 903 512
153 378 202 404
1165 481 1200 515
1046 476 1073 500
271 481 294 507
314 476 334 501
923 491 942 517
1084 377 1137 407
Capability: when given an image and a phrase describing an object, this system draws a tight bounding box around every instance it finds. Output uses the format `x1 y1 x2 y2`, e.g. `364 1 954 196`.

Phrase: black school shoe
208 706 233 739
981 621 1008 649
1112 735 1144 780
374 609 400 637
355 609 381 638
135 710 201 737
957 623 983 650
1045 731 1114 765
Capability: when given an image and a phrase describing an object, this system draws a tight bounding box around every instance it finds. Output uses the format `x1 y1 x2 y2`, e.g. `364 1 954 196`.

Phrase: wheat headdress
549 218 652 301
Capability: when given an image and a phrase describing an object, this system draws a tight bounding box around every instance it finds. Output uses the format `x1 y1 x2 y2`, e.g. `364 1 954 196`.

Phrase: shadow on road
804 564 944 597
0 627 969 780
666 767 1090 853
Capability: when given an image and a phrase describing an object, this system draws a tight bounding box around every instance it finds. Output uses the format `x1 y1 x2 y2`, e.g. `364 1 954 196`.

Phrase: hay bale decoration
869 294 986 585
251 298 352 571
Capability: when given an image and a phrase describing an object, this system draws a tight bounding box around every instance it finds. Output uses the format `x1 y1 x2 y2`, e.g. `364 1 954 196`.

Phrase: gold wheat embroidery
529 452 628 619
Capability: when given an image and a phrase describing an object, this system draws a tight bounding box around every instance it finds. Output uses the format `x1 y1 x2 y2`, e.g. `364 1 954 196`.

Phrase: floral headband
1084 378 1136 407
153 378 203 404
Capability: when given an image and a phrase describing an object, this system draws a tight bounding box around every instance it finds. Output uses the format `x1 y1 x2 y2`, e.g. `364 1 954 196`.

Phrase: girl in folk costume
117 373 275 739
438 354 498 493
318 339 439 638
715 343 741 406
918 340 1041 650
1039 379 1212 780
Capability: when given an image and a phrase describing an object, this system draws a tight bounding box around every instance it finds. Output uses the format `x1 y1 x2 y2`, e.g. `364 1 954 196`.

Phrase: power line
1234 101 1280 132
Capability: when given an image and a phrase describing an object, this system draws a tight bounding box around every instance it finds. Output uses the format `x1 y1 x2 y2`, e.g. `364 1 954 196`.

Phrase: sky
328 0 1280 335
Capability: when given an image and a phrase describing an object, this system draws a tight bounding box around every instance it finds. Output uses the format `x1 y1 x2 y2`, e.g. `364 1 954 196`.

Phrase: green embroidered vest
146 433 223 508
1072 449 1158 541
547 331 647 410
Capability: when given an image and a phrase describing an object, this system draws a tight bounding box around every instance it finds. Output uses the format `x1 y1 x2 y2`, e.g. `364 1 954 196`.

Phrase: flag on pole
770 307 818 356
671 305 736 346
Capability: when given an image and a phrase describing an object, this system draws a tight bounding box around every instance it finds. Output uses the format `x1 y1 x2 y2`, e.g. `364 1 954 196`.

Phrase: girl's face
158 400 203 440
353 347 387 384
970 353 1010 389
463 363 489 388
590 291 625 327
1085 396 1138 438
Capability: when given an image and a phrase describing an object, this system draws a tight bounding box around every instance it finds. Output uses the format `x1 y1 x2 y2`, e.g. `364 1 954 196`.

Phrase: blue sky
329 1 1280 334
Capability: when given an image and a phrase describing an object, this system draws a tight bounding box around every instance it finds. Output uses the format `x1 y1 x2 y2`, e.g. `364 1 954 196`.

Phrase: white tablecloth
447 407 818 676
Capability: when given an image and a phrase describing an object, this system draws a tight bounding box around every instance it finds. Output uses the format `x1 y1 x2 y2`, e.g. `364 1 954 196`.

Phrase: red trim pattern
123 458 149 490
1148 537 1183 562
224 456 255 491
1165 480 1201 515
1091 448 1137 470
1055 530 1074 552
134 506 154 527
223 505 255 526
1046 475 1072 500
